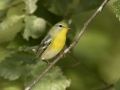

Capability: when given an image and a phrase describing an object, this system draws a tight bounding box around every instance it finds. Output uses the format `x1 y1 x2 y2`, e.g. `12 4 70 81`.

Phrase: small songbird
34 22 69 63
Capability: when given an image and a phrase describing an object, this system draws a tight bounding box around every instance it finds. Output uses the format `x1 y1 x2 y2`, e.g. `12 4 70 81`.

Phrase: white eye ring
58 24 63 29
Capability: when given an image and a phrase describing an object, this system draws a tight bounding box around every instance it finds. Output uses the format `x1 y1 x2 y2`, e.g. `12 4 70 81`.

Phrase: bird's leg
59 52 65 58
42 60 49 64
42 60 53 69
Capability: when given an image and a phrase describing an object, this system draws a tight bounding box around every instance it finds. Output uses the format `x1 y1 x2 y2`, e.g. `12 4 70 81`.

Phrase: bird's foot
60 52 65 58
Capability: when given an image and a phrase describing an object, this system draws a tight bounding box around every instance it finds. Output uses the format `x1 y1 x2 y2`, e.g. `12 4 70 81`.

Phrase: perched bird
34 22 69 63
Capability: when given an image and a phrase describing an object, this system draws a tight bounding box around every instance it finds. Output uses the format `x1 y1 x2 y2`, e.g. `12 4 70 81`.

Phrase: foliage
25 63 70 90
115 79 120 90
113 0 120 21
0 0 120 90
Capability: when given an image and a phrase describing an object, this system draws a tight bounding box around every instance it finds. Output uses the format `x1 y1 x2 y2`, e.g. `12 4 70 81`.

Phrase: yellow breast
52 29 67 50
41 28 68 60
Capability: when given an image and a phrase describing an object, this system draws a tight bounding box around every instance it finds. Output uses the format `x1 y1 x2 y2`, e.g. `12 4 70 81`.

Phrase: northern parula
34 22 69 63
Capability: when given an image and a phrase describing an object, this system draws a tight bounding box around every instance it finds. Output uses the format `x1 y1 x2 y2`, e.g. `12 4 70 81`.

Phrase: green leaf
52 0 68 15
0 76 23 90
0 46 14 62
0 52 33 80
113 0 120 21
23 16 46 41
0 0 15 10
0 10 7 19
115 79 120 90
75 0 104 13
8 33 29 50
7 33 36 55
23 0 38 14
43 0 104 15
0 15 24 31
43 0 69 16
25 61 71 90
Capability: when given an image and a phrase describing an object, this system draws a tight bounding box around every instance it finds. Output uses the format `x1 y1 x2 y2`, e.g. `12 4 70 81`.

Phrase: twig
25 0 110 90
68 52 108 86
96 84 114 90
61 61 81 68
45 20 53 27
0 1 23 11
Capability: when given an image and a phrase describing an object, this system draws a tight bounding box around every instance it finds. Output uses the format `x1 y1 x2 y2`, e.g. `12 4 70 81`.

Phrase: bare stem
61 61 81 68
96 84 114 90
25 0 110 90
0 1 23 11
68 52 108 86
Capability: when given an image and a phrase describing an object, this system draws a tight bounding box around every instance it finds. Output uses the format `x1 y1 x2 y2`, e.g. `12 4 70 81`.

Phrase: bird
34 22 69 63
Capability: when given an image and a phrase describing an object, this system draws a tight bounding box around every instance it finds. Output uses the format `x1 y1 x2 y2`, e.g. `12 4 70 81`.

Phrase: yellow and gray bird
34 22 69 63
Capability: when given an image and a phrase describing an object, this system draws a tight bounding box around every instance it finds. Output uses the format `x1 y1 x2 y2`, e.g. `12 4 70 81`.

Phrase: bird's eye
58 24 63 28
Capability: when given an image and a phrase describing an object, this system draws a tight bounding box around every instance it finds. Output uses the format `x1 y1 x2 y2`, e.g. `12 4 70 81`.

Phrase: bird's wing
33 35 52 61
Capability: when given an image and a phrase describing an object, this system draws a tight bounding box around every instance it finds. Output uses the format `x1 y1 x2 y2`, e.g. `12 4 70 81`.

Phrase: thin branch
25 0 110 90
61 61 81 68
45 20 53 27
0 1 23 11
96 84 114 90
68 52 108 86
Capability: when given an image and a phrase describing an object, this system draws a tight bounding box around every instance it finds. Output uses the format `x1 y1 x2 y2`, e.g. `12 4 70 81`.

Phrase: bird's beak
67 28 70 30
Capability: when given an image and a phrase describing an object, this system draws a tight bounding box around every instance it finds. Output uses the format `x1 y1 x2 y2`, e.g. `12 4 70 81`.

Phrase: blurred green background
59 1 120 90
0 0 120 90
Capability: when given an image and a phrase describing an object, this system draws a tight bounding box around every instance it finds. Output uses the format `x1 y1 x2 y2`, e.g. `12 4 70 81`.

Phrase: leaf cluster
0 0 119 90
